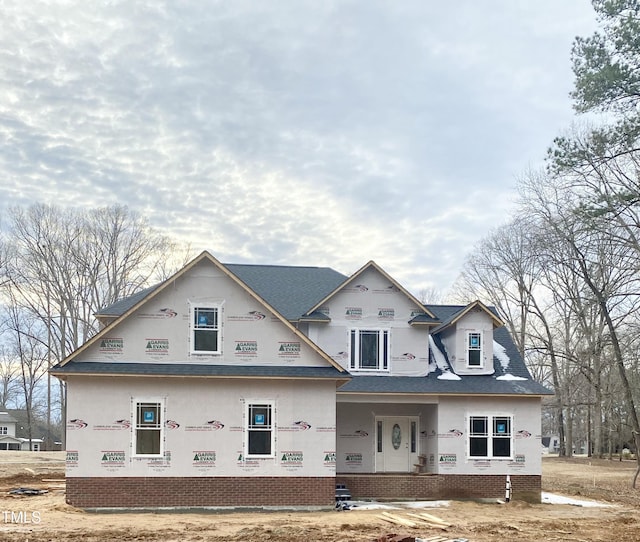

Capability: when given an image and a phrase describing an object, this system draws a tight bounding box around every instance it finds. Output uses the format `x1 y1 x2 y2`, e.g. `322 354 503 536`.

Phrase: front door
377 417 411 472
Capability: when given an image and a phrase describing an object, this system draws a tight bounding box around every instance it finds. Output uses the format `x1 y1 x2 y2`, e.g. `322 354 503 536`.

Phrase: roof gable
56 251 346 373
429 300 503 334
306 261 437 321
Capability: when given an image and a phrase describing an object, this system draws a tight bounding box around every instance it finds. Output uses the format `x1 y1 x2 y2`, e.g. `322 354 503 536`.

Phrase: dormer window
468 332 482 367
350 329 389 371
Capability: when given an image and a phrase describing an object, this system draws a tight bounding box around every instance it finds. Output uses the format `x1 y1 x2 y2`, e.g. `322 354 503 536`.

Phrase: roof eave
337 391 552 398
50 368 351 385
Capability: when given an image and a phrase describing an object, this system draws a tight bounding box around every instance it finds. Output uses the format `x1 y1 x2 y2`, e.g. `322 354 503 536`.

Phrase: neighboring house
51 251 552 509
542 435 589 455
0 412 21 450
0 411 44 451
542 435 560 453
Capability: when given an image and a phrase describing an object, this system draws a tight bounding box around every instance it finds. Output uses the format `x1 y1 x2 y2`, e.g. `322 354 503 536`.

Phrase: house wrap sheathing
52 251 551 508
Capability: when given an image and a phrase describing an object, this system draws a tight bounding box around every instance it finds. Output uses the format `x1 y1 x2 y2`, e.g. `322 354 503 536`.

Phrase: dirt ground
1 452 639 541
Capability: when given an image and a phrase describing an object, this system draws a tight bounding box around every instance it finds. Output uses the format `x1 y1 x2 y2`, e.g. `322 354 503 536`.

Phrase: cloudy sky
0 1 597 296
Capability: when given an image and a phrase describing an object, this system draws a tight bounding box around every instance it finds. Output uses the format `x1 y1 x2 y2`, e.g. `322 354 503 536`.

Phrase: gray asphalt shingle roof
86 261 551 396
96 263 348 321
338 374 550 395
425 303 501 327
337 324 551 396
225 263 347 320
51 361 348 380
96 284 161 317
0 411 18 424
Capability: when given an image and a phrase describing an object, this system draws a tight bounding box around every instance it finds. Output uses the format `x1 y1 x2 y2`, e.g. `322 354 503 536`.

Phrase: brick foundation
336 474 541 502
66 476 335 508
67 473 541 508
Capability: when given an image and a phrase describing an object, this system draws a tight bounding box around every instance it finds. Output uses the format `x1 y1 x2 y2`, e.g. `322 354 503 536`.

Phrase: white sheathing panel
311 267 429 376
314 325 350 370
65 376 337 478
436 396 542 475
335 403 375 472
0 420 17 438
78 259 327 367
336 402 437 473
422 407 439 472
450 309 495 375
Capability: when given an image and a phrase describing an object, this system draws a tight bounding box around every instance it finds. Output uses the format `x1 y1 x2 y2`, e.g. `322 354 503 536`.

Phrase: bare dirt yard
1 452 639 541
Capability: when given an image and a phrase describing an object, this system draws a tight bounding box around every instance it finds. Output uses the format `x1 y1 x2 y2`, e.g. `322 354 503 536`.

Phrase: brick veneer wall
336 474 541 502
66 477 335 508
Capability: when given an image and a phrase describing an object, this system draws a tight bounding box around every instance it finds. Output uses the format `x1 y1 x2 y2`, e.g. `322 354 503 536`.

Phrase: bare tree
458 219 539 359
458 217 573 455
0 345 20 408
461 158 640 467
0 203 191 449
416 286 447 305
521 168 640 485
2 295 48 450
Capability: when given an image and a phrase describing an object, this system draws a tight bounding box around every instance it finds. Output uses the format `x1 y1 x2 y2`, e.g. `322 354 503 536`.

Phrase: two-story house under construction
51 251 551 508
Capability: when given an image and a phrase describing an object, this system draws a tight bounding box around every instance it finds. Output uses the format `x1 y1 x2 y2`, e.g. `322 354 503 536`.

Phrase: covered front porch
336 396 439 476
0 436 22 451
335 392 543 502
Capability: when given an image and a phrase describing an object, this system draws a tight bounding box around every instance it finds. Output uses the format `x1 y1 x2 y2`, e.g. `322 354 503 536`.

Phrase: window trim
467 331 483 368
468 414 513 460
132 398 165 458
349 328 390 371
190 303 222 355
0 426 8 435
245 401 275 459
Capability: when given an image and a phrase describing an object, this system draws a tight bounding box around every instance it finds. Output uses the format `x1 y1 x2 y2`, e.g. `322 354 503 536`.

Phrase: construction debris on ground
372 511 469 542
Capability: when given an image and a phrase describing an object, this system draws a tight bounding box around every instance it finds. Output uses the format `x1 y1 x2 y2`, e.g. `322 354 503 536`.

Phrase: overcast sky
0 1 597 296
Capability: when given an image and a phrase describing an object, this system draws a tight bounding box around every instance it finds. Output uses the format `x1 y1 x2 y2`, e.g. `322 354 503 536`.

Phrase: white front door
378 417 411 472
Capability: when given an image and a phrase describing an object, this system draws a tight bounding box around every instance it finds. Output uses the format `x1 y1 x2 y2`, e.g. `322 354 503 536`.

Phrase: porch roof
338 374 552 396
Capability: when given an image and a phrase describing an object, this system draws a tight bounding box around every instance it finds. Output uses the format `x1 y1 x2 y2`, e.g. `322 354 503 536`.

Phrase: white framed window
132 399 164 457
468 415 512 459
245 403 274 458
0 426 8 435
467 332 482 367
191 304 221 354
349 329 389 370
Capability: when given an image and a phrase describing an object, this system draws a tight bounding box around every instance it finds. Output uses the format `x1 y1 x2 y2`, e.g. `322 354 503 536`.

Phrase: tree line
0 204 190 449
2 3 638 491
458 0 640 483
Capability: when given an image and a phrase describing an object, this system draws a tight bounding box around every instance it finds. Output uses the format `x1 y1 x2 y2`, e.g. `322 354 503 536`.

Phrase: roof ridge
224 262 345 272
